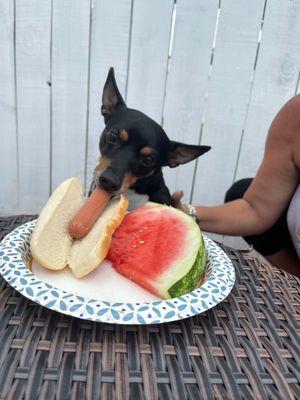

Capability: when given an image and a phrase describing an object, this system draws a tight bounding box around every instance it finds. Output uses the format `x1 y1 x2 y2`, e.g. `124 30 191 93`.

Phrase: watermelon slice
107 202 206 299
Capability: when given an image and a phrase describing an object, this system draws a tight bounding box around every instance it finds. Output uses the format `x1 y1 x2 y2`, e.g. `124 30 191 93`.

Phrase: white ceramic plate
0 220 235 324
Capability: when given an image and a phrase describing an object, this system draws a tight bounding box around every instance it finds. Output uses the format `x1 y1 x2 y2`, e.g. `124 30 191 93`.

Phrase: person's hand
171 191 188 213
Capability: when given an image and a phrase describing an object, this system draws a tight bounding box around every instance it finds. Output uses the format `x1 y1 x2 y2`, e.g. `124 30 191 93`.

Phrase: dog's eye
107 131 119 145
141 154 154 167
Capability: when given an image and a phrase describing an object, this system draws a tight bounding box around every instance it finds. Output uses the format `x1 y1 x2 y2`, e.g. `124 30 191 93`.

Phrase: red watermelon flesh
107 202 206 299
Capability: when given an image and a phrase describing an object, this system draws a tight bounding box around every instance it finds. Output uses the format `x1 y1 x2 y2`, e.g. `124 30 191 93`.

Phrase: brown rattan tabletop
0 215 299 400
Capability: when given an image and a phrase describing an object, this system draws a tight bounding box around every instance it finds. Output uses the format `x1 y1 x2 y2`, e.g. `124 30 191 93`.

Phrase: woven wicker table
0 215 299 400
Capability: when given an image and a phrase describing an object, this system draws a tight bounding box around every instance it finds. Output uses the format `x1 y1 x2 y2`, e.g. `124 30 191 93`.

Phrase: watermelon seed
139 241 144 244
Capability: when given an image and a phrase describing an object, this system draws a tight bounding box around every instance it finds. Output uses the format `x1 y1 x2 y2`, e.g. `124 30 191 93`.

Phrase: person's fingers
182 204 189 213
172 190 183 202
171 190 184 209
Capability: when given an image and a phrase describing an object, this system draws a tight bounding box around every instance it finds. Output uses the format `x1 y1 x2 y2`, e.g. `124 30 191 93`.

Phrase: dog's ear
167 141 211 168
101 67 126 122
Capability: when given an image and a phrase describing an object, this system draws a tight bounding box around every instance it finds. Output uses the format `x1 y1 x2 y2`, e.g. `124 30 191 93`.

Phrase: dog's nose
98 173 121 192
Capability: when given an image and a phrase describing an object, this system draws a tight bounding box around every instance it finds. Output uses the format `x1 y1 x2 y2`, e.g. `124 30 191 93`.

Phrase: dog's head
94 67 210 193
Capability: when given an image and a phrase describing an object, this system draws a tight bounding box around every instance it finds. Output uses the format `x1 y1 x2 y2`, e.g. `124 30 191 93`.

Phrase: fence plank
85 0 132 193
1 0 300 216
0 1 18 214
16 0 51 213
162 0 219 201
51 0 91 190
236 0 300 181
192 0 265 206
125 0 174 122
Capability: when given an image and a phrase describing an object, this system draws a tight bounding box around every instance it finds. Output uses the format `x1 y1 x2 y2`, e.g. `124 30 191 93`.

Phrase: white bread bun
30 177 129 278
69 195 128 278
30 177 84 270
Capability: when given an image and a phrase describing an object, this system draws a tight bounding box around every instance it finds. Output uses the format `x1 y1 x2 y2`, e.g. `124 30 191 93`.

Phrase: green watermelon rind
168 233 206 298
151 205 201 298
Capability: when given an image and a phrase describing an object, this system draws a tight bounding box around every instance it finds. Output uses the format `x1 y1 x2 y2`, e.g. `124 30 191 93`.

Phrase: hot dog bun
30 178 128 277
30 177 84 270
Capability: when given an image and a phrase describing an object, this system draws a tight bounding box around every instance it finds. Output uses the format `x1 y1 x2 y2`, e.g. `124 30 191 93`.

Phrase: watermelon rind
168 233 206 298
150 204 202 298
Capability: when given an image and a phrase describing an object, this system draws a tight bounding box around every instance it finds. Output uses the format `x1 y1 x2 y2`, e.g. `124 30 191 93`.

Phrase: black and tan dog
90 68 210 205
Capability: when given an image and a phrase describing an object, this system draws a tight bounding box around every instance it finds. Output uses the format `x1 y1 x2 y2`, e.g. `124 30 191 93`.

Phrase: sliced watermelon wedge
107 202 206 299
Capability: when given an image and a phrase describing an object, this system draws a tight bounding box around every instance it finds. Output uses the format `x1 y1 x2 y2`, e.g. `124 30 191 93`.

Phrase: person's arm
193 200 271 236
175 96 300 236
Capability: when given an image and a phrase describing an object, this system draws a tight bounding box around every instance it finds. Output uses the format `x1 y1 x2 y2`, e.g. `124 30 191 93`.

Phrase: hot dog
68 187 111 239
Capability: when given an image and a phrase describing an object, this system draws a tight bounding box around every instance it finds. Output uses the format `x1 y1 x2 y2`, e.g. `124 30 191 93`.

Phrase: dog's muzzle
97 169 122 192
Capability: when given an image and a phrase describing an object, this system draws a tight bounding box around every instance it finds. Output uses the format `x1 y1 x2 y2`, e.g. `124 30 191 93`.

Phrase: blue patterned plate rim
0 220 235 324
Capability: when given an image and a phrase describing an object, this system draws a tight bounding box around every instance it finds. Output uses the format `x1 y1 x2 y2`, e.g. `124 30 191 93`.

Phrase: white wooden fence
1 0 300 216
